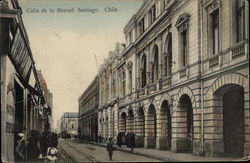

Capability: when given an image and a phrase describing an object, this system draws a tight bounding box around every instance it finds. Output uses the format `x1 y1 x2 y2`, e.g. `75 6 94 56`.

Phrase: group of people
15 130 58 162
106 132 136 160
116 132 135 151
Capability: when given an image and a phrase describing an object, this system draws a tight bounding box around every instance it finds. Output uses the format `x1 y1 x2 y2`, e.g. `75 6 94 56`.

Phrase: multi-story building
0 0 53 161
78 76 99 141
94 0 249 158
61 112 79 136
98 43 125 141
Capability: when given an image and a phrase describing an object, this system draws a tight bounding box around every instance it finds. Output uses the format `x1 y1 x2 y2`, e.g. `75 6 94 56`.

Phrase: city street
58 139 163 162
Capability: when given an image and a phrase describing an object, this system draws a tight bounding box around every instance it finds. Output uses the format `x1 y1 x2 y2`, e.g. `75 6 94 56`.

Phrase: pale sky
19 0 143 129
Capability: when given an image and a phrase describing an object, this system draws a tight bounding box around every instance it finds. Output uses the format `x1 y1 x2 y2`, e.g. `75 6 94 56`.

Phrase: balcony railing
231 42 245 60
119 97 125 104
209 54 219 68
179 68 186 78
148 82 157 92
138 88 145 97
162 76 171 86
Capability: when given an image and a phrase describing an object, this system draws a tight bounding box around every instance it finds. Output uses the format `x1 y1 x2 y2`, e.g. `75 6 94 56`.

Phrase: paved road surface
58 139 163 162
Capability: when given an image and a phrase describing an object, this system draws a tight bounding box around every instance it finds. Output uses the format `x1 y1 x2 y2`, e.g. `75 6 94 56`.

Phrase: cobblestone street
58 139 163 162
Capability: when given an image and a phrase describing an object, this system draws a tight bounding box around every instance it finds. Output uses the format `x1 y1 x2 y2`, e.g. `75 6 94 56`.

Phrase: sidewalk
77 139 248 162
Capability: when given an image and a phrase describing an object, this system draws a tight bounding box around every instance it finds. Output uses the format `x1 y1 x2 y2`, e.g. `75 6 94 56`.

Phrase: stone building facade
94 0 249 158
78 77 99 141
98 43 125 141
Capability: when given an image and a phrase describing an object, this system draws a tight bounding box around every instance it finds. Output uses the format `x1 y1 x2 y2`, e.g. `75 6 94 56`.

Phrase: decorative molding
175 13 190 33
126 61 133 71
204 0 220 14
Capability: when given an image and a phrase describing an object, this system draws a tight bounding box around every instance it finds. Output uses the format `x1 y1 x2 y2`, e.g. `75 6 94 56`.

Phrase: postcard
1 0 249 162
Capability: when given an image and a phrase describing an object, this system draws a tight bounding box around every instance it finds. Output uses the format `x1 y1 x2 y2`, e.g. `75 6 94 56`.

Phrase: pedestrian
40 132 48 158
27 130 42 161
106 138 115 160
116 133 122 148
130 133 135 152
126 133 131 149
15 132 26 162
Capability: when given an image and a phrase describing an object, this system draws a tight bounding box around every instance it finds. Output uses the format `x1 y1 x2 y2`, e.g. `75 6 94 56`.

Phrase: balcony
119 97 125 104
231 42 246 60
148 82 157 93
119 92 135 105
138 88 145 98
162 76 171 87
179 68 187 78
208 54 220 68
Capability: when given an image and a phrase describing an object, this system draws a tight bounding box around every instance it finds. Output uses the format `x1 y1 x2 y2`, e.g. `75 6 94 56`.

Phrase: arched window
152 45 159 83
141 54 147 88
164 33 172 77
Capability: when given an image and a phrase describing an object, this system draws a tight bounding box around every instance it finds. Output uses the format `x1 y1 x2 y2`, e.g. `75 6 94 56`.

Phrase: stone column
204 95 224 157
108 107 113 138
113 104 119 138
135 112 145 147
144 111 156 148
126 111 134 133
171 104 189 153
156 110 168 150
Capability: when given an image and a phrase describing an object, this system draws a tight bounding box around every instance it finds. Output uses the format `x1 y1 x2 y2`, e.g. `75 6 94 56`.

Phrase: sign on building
10 24 32 80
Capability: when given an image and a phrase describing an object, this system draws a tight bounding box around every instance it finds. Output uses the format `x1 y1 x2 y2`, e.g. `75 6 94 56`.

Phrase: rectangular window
164 55 168 76
211 9 219 54
235 1 245 43
112 73 116 98
182 30 187 67
129 31 132 44
148 10 152 25
121 71 126 96
129 70 132 94
140 18 145 34
152 4 156 22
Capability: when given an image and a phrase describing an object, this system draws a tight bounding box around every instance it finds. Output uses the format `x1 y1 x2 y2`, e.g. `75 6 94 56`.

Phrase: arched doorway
136 107 145 147
213 84 244 157
160 100 172 150
119 112 127 133
145 104 157 148
127 109 134 133
178 94 193 152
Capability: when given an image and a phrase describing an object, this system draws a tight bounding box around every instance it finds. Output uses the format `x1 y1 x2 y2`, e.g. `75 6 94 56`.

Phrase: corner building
96 0 249 158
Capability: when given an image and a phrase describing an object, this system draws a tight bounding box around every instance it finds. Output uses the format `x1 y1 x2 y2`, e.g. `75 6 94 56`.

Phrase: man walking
106 138 114 160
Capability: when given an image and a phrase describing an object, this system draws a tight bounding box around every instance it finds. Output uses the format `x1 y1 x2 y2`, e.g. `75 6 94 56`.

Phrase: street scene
1 0 250 162
58 139 162 162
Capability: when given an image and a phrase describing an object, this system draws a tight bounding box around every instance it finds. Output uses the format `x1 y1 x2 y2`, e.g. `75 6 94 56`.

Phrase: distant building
78 76 99 141
61 112 79 136
56 119 61 134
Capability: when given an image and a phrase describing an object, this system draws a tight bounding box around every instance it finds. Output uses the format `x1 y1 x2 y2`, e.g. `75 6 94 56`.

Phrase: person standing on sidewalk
15 133 26 161
130 133 135 152
39 132 48 158
106 138 115 160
